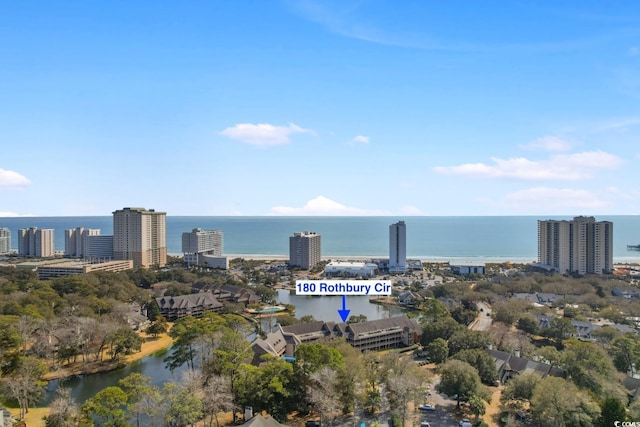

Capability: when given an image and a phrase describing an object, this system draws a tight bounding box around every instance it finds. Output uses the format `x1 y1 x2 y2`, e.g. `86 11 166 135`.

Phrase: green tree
119 373 160 427
468 395 486 423
161 382 203 427
419 299 451 323
437 360 480 406
235 356 294 420
447 329 490 356
420 316 464 345
426 338 448 364
491 300 529 325
109 327 142 361
3 356 47 420
541 317 576 343
204 328 253 423
609 335 640 374
452 349 497 385
82 386 129 427
254 285 277 303
598 397 627 427
530 376 600 427
500 373 540 402
145 299 161 322
145 317 168 339
516 315 538 335
347 314 368 324
563 339 618 397
536 346 563 367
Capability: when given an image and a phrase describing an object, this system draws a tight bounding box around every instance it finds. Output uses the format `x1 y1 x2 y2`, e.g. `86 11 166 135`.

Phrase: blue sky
1 0 640 216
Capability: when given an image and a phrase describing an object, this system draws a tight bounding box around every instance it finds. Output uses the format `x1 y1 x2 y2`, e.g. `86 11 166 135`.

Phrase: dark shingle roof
345 316 420 336
156 293 222 309
282 321 326 336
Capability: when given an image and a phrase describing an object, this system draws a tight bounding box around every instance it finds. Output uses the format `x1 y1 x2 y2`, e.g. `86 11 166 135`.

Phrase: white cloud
595 117 640 133
398 205 424 215
434 150 622 181
0 168 30 188
220 122 313 146
0 211 36 217
269 195 390 216
350 135 370 144
519 136 573 152
503 187 608 211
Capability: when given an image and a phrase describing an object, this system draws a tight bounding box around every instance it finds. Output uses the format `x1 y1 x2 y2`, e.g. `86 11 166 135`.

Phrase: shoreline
42 331 173 381
193 253 640 264
210 254 542 263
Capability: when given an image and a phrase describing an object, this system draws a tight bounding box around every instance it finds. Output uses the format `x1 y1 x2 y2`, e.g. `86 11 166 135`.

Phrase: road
469 301 492 331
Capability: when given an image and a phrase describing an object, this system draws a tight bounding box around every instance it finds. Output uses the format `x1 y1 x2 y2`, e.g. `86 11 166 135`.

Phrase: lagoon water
3 215 640 262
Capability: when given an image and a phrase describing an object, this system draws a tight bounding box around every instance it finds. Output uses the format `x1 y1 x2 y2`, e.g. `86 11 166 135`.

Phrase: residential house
251 326 300 364
194 283 260 305
335 316 421 351
281 321 335 343
612 287 640 299
487 349 565 384
156 293 223 321
398 291 424 307
239 414 290 427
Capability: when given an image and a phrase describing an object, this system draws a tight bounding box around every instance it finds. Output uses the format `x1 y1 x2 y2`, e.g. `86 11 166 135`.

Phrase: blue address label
295 280 392 296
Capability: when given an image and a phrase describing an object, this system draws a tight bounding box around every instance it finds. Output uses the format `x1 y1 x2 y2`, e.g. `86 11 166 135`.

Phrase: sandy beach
223 254 538 264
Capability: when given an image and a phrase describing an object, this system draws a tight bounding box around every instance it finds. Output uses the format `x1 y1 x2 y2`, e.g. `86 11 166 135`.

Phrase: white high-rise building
18 227 55 258
0 228 11 254
85 235 115 260
389 221 407 273
538 216 613 275
113 207 167 268
182 228 224 265
289 231 321 269
65 227 101 257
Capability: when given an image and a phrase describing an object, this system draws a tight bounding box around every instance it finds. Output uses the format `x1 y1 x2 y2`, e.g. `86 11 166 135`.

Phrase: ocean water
1 216 640 262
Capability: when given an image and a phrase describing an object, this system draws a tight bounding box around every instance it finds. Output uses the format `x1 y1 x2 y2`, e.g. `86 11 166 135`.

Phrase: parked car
418 404 436 411
420 422 431 427
459 418 472 427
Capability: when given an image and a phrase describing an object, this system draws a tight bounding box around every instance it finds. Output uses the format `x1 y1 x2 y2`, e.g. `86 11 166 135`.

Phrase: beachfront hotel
182 228 228 269
289 231 321 269
113 207 167 268
18 227 54 258
64 227 101 258
389 220 407 273
538 216 613 275
0 228 10 254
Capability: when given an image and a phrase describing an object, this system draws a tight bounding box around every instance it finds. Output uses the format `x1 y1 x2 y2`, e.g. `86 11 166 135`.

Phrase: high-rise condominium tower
389 221 407 273
289 231 321 269
182 228 223 265
0 228 11 254
538 216 613 275
65 227 101 258
18 227 54 257
113 207 167 268
0 228 10 254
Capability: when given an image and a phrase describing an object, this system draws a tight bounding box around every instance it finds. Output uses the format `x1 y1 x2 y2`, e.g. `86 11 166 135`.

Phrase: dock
628 245 640 251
